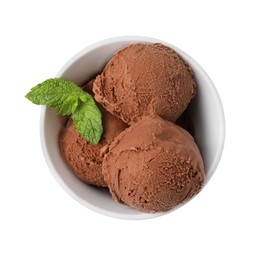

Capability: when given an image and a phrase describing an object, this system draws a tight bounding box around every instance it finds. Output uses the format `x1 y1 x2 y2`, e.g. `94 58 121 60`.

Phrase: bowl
40 36 225 220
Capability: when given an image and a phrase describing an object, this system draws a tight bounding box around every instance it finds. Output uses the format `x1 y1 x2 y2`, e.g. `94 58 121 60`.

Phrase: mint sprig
73 94 102 145
25 78 88 116
26 78 103 144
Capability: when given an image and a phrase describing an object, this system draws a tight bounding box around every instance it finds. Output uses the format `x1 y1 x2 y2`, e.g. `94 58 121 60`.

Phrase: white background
1 0 268 259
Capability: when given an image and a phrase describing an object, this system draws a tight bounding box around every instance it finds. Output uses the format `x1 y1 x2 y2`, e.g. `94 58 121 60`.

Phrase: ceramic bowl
40 36 225 219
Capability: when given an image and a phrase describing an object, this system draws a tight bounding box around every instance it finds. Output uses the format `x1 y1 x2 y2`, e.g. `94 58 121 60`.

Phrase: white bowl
40 36 225 220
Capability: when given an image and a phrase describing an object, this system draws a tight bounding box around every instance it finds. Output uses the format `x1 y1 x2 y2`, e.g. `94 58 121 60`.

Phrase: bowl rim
40 36 225 220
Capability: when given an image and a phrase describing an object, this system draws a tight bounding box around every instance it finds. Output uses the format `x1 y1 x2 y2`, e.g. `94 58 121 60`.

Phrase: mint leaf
73 95 103 144
25 78 88 116
25 78 103 144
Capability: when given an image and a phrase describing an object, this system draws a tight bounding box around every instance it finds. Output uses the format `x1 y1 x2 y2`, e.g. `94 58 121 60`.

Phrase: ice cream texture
102 116 205 213
93 43 196 125
59 42 205 213
59 81 128 187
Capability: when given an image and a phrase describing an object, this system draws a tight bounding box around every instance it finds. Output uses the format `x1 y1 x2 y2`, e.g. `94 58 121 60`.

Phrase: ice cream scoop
59 80 128 187
93 43 196 125
102 116 205 213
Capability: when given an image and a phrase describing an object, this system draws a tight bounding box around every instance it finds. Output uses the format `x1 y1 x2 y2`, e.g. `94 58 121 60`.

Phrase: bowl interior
40 36 225 219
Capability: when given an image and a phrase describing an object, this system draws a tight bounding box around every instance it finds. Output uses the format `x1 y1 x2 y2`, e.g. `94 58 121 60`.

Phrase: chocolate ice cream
57 42 205 214
93 43 196 125
102 116 205 213
59 81 128 187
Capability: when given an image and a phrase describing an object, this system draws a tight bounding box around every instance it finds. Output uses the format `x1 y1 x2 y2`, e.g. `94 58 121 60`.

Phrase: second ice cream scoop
93 43 196 125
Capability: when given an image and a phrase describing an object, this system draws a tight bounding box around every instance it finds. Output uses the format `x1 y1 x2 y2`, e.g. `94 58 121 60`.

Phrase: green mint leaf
73 95 103 144
25 78 103 144
25 78 88 116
